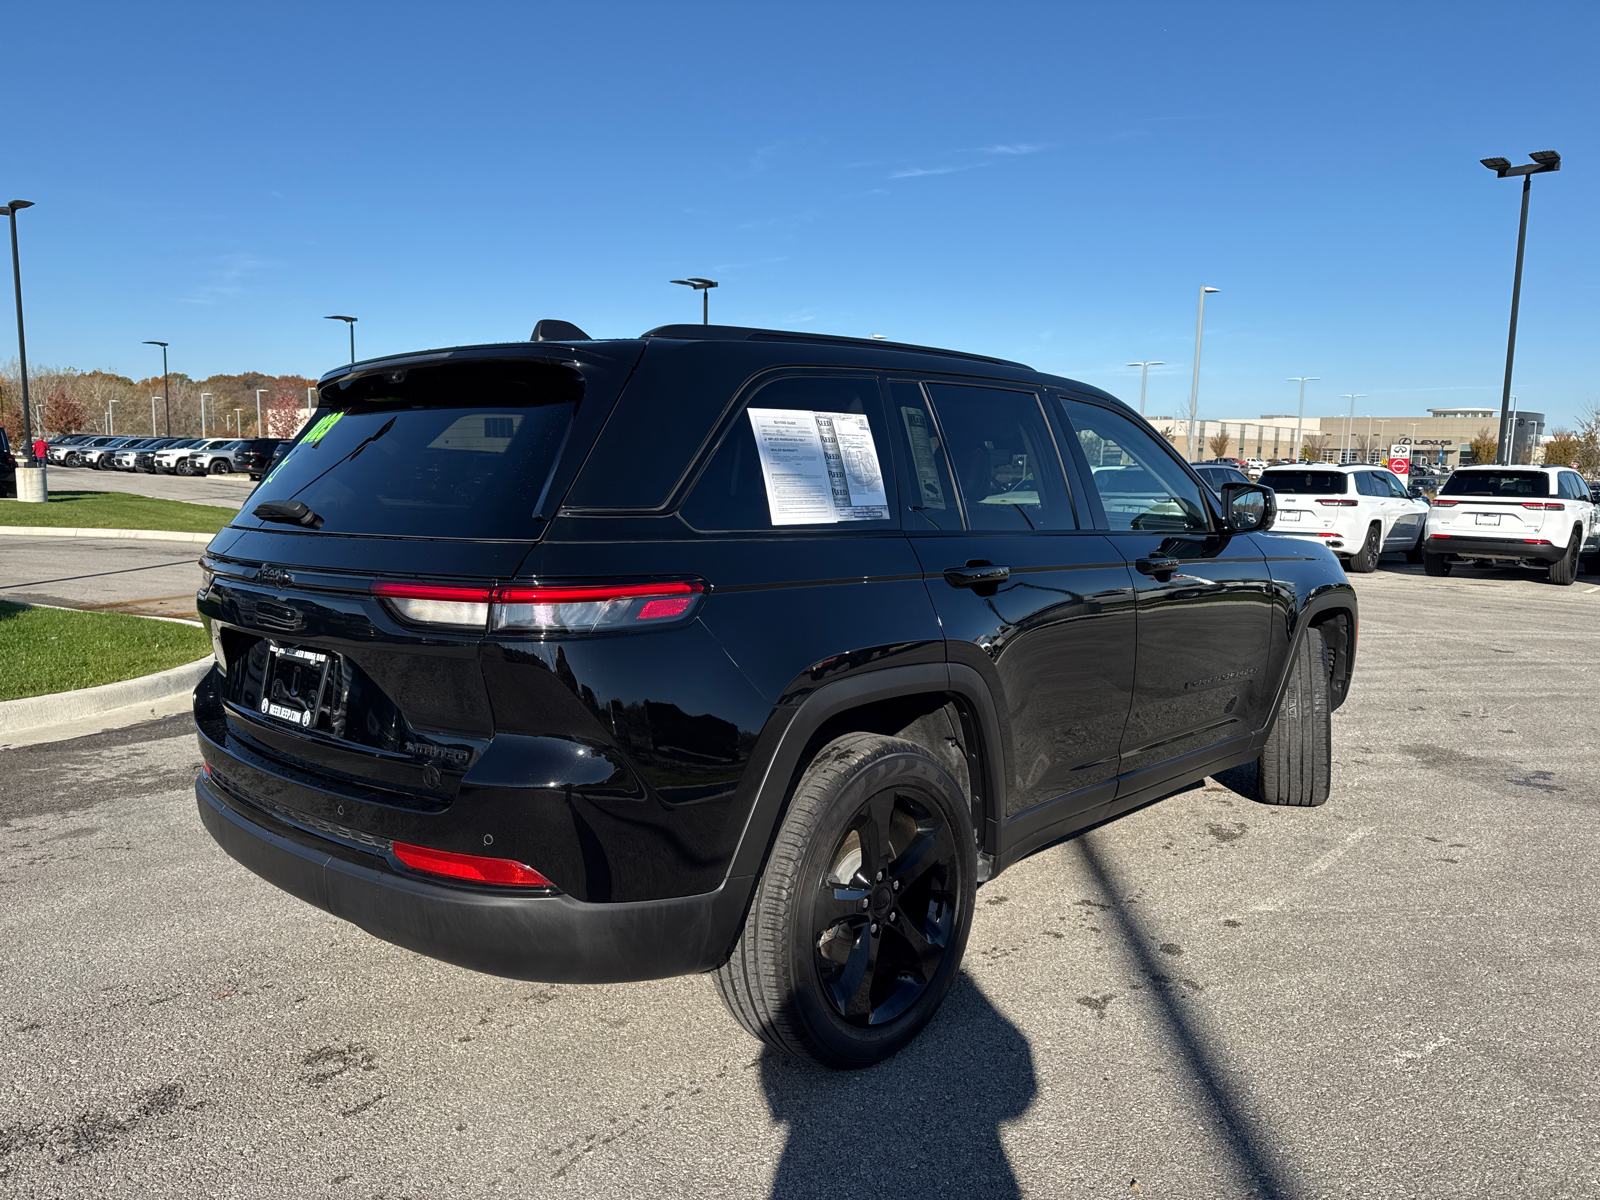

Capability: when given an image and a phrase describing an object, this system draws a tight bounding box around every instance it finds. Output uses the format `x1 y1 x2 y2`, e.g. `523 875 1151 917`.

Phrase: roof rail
639 323 1029 369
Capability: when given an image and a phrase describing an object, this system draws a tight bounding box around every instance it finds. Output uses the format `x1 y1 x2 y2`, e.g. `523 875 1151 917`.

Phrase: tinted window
1259 470 1348 495
1440 471 1550 497
242 360 580 540
680 374 894 532
926 384 1075 531
888 379 961 531
1353 472 1384 498
1381 472 1411 499
1061 398 1209 534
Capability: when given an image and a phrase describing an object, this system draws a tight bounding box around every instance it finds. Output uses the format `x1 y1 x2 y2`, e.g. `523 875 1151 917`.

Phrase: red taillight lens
391 841 553 887
1316 498 1358 506
371 581 493 628
490 580 704 633
1432 499 1458 507
1522 502 1564 510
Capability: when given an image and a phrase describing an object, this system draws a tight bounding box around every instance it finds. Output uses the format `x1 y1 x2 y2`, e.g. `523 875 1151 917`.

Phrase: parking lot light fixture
1288 377 1319 460
142 341 171 435
2 200 37 463
1186 287 1220 460
256 389 268 438
670 278 718 325
1128 362 1164 415
325 315 357 364
1481 150 1561 464
200 392 211 437
1340 394 1366 463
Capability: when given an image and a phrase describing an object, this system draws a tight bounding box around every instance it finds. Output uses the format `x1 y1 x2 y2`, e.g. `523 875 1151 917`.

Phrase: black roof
639 324 1030 369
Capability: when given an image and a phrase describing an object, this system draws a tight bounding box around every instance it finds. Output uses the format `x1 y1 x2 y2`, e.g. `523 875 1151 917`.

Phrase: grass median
0 601 212 702
0 490 231 535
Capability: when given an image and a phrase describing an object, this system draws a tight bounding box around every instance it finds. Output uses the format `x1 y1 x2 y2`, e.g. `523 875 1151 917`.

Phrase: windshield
1440 470 1549 498
1260 470 1347 495
241 359 581 539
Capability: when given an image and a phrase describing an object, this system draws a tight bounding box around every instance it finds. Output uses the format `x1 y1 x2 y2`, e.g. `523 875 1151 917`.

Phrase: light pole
1287 377 1319 461
670 278 718 325
1127 361 1164 416
141 341 170 436
1481 151 1560 464
255 389 267 438
233 408 244 437
1 200 37 472
151 395 160 435
200 393 211 437
1186 287 1220 461
108 396 118 435
325 315 357 364
1339 394 1366 462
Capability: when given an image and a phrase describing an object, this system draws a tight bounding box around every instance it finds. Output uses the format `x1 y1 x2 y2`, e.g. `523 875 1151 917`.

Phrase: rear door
1057 396 1275 790
891 379 1136 821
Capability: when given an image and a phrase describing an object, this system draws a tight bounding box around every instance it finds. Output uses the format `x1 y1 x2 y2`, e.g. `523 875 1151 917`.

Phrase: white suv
1423 465 1598 585
1258 462 1430 572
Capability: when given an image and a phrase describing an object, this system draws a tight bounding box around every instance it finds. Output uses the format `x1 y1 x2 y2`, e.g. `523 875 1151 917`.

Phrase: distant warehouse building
1153 406 1542 465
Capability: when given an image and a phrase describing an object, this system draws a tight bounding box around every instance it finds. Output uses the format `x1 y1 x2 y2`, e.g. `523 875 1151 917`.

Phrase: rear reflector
371 579 704 633
1316 499 1358 506
391 841 553 887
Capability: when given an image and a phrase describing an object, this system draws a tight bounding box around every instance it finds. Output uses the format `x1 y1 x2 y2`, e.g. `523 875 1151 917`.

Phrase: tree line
0 360 317 446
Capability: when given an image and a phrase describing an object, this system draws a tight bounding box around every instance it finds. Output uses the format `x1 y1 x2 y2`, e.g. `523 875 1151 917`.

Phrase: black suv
235 438 283 480
194 323 1357 1067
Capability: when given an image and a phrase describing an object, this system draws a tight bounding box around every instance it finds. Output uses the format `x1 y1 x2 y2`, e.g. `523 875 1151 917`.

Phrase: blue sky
4 1 1596 427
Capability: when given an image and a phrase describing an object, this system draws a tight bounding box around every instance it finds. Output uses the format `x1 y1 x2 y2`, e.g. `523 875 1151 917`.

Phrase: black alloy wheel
812 787 959 1027
1548 529 1580 586
1346 523 1381 573
212 459 232 474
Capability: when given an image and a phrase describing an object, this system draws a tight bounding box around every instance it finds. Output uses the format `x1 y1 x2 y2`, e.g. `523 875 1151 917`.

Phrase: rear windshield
1259 470 1347 495
240 360 581 539
1440 470 1550 498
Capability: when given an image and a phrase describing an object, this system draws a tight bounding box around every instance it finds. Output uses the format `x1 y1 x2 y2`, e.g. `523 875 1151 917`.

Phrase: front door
1057 396 1275 792
888 380 1137 821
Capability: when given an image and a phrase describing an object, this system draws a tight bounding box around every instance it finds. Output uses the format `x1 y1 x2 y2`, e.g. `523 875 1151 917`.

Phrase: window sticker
899 406 947 510
747 408 889 525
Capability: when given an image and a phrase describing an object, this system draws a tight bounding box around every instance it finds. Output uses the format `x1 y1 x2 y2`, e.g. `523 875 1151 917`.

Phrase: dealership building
1156 406 1544 466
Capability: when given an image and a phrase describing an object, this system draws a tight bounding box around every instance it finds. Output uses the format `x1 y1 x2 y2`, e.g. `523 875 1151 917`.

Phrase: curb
0 656 213 737
0 525 217 544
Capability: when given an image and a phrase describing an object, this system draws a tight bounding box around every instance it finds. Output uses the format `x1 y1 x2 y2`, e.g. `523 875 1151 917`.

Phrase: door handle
1135 555 1182 578
943 564 1011 589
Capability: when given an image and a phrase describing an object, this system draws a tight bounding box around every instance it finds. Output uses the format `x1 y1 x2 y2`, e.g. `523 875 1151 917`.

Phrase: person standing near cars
31 436 47 464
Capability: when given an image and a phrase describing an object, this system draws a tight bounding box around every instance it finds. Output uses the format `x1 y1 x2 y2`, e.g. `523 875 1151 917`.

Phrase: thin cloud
982 143 1046 155
182 252 274 305
884 141 1049 179
890 163 986 179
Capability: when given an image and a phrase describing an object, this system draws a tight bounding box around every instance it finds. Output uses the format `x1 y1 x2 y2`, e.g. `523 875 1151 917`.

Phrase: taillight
370 581 492 628
1432 499 1458 507
372 579 705 633
392 841 553 888
1522 502 1564 511
1316 499 1358 506
492 580 704 633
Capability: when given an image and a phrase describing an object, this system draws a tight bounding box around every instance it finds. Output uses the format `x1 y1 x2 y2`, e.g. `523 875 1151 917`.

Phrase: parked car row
43 435 284 480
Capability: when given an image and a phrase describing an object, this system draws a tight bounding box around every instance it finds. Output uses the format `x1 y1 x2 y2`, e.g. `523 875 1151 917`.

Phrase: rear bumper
196 772 751 984
1425 534 1565 562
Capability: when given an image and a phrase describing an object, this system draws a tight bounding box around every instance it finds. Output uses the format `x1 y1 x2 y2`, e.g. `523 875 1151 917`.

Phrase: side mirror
1221 482 1275 533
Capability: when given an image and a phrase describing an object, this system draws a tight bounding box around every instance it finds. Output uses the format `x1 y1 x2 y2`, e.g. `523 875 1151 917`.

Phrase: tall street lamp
200 392 211 437
1 200 37 472
256 389 268 438
325 315 357 364
1339 394 1366 463
1288 377 1319 461
1186 287 1220 460
1127 361 1164 416
142 341 170 435
151 395 160 435
1481 151 1561 465
670 278 718 325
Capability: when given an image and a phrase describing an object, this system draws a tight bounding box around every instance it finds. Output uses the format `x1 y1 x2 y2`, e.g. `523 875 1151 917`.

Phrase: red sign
1390 457 1409 476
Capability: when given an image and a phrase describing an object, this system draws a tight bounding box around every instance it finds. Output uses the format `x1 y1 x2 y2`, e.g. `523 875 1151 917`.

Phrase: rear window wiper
253 500 323 529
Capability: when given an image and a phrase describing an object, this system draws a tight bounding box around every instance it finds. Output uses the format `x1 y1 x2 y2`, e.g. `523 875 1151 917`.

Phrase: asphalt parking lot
2 559 1597 1199
39 464 255 509
0 536 206 619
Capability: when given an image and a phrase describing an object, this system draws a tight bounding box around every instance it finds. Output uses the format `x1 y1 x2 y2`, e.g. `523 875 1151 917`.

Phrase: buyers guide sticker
747 409 889 525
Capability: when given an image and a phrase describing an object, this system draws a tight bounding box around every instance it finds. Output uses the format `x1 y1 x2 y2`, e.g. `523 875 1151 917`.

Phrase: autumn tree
1207 430 1233 458
1468 427 1499 466
1300 434 1330 461
42 387 89 433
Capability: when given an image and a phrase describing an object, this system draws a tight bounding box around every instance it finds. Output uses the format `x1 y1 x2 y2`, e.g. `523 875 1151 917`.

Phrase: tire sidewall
781 745 976 1067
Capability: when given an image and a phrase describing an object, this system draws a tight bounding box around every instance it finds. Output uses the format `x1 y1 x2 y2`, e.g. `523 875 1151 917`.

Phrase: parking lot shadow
759 973 1034 1199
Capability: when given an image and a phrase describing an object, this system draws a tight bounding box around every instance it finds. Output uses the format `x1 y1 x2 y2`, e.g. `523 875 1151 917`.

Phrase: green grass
0 601 212 702
0 490 230 534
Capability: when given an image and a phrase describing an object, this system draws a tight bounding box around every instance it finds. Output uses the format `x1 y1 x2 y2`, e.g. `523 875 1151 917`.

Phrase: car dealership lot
1 562 1597 1199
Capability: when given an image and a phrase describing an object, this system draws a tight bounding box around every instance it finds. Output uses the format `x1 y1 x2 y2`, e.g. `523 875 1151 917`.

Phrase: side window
1561 472 1586 501
1060 398 1211 534
680 374 895 532
1354 472 1383 498
1384 473 1411 499
923 383 1076 531
887 379 961 531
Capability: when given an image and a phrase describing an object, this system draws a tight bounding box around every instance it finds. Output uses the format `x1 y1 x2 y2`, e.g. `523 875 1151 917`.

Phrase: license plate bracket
1475 513 1501 527
259 643 335 729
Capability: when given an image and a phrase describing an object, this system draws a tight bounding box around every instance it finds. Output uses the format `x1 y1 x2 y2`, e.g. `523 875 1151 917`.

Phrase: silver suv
188 439 247 475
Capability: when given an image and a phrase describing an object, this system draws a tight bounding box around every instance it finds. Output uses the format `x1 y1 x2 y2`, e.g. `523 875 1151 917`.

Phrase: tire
1256 625 1332 807
1404 531 1425 564
1346 523 1381 573
1548 529 1580 586
1423 552 1452 577
713 732 976 1069
211 460 232 474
